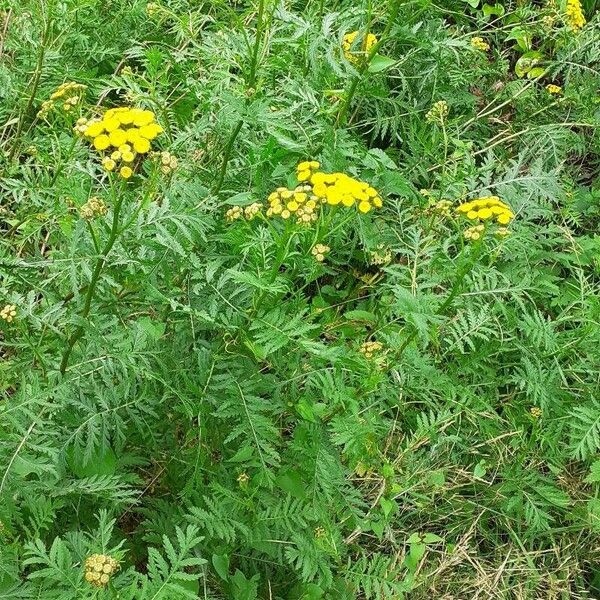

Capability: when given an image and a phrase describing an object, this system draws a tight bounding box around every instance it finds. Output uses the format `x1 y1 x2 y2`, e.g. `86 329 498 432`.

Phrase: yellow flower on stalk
456 196 515 239
120 166 133 179
470 36 490 51
546 83 562 94
342 30 378 64
80 106 163 178
564 0 586 31
0 304 17 323
84 554 119 588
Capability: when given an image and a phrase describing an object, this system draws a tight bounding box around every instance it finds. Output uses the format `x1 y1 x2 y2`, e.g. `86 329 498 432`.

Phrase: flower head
546 83 562 94
38 82 87 119
342 31 378 65
359 340 384 359
1 304 17 323
80 107 163 178
426 100 449 124
79 196 108 220
456 196 515 239
565 0 585 31
470 36 490 52
311 244 330 262
84 554 119 588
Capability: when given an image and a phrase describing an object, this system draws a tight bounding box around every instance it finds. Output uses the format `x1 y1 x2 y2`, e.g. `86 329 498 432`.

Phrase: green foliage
1 0 600 598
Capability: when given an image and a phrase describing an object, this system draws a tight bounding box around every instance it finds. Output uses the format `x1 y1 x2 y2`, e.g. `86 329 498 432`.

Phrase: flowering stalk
335 0 403 128
213 0 269 195
59 183 125 374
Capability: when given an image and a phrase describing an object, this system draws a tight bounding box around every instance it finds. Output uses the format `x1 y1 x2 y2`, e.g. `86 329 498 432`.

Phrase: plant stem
212 0 268 195
8 4 54 162
59 190 125 374
335 0 403 128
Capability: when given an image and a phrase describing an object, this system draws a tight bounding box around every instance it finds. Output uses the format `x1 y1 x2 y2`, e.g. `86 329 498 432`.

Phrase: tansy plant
75 107 164 179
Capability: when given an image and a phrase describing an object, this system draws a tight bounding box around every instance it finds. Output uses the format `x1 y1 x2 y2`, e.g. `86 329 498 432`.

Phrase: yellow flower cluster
359 340 384 359
244 202 262 220
153 151 178 175
456 196 514 226
464 224 485 241
546 83 562 94
225 203 263 222
530 406 542 419
37 82 87 118
426 100 449 123
565 0 586 30
225 206 243 222
266 186 319 224
342 30 378 64
310 170 383 214
79 196 107 220
470 37 490 51
1 304 17 323
432 199 453 217
311 244 330 262
76 107 163 179
84 554 119 587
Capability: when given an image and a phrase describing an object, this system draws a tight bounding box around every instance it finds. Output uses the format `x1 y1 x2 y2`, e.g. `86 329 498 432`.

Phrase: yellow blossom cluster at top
342 31 378 64
225 161 382 226
1 304 17 323
565 0 586 30
75 107 163 179
266 185 318 224
457 196 514 226
298 161 383 214
470 37 490 52
84 554 119 588
37 82 87 119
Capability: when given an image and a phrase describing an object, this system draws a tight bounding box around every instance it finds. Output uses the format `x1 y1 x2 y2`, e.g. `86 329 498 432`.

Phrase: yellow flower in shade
359 340 384 359
0 304 17 323
342 30 378 64
120 166 133 179
122 151 135 163
546 84 562 94
565 0 586 30
470 36 490 51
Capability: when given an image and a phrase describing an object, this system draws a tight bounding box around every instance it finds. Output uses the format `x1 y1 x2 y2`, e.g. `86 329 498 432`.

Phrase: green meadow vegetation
1 0 600 597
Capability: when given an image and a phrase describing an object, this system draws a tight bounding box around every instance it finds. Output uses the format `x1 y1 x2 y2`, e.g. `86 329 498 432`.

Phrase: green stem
212 0 268 195
59 190 125 374
8 5 53 162
335 0 403 128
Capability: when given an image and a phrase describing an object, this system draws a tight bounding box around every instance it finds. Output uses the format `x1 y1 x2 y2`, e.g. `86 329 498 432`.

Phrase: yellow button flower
109 129 128 147
85 122 105 137
477 208 493 219
122 151 135 162
133 137 151 153
93 135 110 150
133 109 155 126
102 117 121 132
120 166 133 179
358 201 372 213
